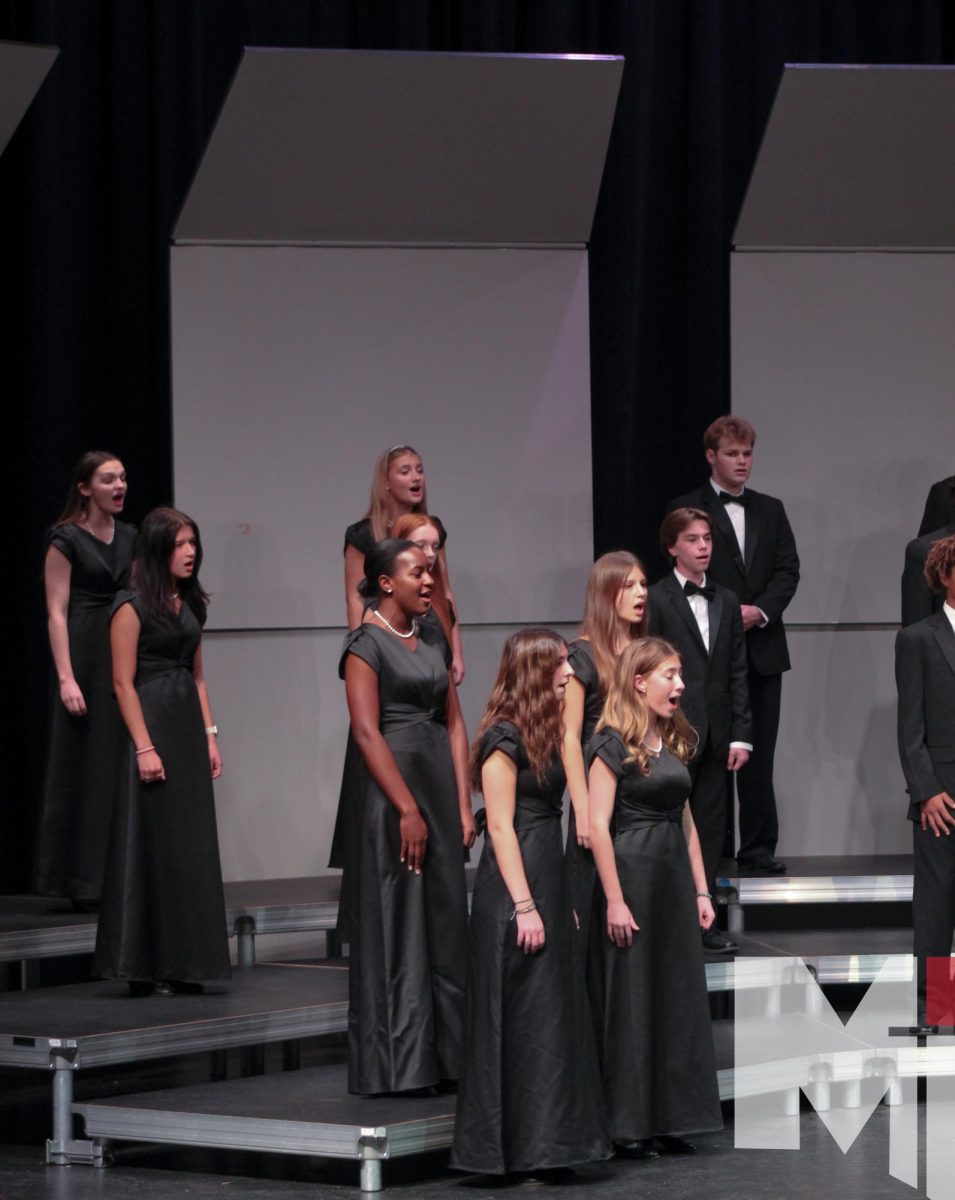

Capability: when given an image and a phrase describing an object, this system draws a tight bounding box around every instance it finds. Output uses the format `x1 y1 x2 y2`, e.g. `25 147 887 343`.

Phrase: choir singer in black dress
341 539 474 1094
588 637 722 1159
35 451 136 906
563 551 648 964
94 508 230 995
451 629 610 1179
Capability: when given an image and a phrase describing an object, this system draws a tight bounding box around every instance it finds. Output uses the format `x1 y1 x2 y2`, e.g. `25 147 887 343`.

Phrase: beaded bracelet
135 746 156 756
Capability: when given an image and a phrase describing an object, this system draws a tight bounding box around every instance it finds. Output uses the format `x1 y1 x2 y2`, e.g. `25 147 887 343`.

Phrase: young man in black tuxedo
896 534 955 1022
666 416 799 875
648 508 752 953
918 476 955 537
902 523 955 628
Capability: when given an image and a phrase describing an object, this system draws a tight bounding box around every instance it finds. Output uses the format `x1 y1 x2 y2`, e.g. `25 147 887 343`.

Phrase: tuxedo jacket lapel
933 612 955 682
708 590 723 654
743 503 760 575
702 489 745 576
664 575 709 657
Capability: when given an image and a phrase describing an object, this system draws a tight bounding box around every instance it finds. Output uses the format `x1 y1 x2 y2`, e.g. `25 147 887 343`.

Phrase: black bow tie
717 490 749 507
684 581 715 601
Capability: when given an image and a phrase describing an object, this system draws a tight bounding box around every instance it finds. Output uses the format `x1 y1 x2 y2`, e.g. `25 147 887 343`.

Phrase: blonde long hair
469 629 566 790
597 637 697 775
366 445 429 541
579 551 649 693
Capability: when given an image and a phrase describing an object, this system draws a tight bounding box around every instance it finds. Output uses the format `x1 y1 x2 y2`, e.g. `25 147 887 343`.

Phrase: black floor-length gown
329 518 453 876
35 521 136 902
93 593 231 984
451 723 610 1175
587 727 722 1143
339 621 468 1094
327 519 377 873
564 639 605 956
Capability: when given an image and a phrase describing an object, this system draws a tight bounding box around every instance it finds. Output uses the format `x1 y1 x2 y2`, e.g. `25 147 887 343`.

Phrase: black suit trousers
689 737 731 895
736 670 782 862
913 821 955 1021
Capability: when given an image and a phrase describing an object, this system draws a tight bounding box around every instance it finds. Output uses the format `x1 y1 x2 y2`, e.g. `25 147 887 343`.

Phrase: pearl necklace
373 609 417 639
641 736 663 757
84 516 115 544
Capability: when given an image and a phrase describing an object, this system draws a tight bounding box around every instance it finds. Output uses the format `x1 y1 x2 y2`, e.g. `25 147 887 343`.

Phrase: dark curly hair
925 533 955 593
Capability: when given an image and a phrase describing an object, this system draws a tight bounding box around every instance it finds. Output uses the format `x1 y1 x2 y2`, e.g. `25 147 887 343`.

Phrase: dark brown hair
129 506 209 627
469 628 566 790
659 507 712 561
54 450 124 526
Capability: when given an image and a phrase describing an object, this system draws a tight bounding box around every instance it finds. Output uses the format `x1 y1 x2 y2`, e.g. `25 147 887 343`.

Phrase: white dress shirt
673 567 753 753
674 567 710 649
709 477 768 628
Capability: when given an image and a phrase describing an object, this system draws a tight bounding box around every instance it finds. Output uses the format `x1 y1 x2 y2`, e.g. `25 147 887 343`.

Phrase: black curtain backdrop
2 2 952 891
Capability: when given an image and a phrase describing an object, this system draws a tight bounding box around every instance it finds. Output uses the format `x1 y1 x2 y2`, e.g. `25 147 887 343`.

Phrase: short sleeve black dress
564 639 605 955
326 520 377 872
339 621 468 1094
93 593 231 985
35 520 137 902
587 727 721 1143
451 723 610 1175
330 516 453 877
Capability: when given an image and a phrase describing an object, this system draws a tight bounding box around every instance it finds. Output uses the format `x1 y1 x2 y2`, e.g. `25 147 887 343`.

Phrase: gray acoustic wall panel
0 40 57 157
204 623 577 880
174 49 623 246
768 629 908 855
172 244 594 630
732 250 954 856
732 251 954 625
735 65 955 250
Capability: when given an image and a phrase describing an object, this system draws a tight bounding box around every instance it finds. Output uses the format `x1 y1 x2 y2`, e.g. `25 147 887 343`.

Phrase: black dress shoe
166 979 205 995
521 1167 577 1184
655 1135 696 1155
701 928 739 954
127 980 153 997
738 855 786 874
614 1139 659 1160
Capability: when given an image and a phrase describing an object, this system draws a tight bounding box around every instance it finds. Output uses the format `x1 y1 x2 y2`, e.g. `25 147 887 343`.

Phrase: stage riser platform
0 964 347 1167
73 1008 938 1193
74 1063 454 1192
1 858 917 967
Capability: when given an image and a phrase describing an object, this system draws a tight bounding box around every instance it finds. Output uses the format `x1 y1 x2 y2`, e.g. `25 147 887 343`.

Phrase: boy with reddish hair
666 416 799 875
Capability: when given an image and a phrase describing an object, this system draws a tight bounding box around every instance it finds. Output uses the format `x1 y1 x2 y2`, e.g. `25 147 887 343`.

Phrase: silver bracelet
205 725 218 736
696 891 714 900
509 899 537 920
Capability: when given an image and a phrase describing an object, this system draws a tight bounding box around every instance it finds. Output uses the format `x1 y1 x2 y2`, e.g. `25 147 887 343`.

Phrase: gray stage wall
732 252 953 855
169 50 622 881
172 246 593 880
730 65 955 858
172 245 593 629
